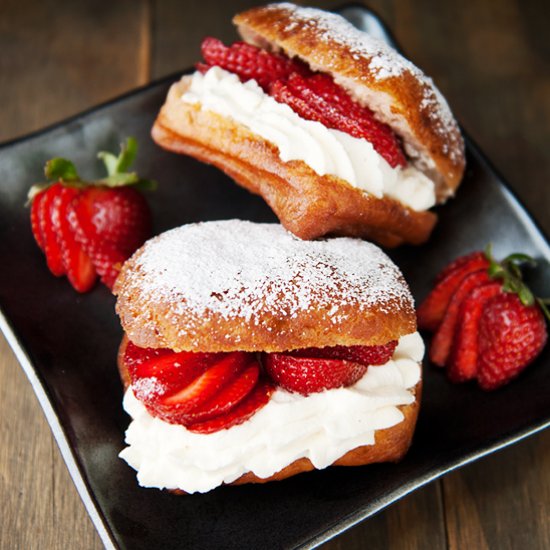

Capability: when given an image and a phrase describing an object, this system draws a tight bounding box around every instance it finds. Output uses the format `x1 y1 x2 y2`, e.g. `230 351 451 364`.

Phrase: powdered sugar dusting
119 221 413 334
274 3 412 79
267 3 460 156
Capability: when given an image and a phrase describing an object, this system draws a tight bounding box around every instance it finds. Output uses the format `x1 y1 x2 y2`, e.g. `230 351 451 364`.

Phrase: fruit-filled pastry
114 220 424 493
152 3 465 247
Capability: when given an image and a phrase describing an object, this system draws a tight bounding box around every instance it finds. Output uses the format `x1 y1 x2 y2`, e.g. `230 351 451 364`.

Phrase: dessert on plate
152 3 465 247
114 220 424 493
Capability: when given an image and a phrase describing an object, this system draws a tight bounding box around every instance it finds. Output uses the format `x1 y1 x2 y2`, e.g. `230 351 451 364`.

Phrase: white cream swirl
181 67 435 211
119 332 424 494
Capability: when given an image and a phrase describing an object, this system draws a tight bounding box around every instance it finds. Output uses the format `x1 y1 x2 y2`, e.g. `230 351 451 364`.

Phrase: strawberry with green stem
419 245 549 389
28 137 156 292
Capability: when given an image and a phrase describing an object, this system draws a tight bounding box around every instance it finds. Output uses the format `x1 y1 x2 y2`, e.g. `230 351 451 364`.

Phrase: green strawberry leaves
28 137 156 205
485 243 549 320
97 137 157 191
45 158 80 182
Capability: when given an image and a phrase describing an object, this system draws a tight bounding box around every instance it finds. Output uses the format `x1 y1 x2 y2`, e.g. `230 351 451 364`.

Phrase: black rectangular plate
1 6 549 549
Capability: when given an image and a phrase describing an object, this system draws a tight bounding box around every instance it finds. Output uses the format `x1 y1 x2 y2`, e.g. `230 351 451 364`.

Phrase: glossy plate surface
1 6 549 549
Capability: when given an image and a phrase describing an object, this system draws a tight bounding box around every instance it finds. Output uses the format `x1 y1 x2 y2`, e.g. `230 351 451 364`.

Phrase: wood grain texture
0 0 150 143
0 0 549 549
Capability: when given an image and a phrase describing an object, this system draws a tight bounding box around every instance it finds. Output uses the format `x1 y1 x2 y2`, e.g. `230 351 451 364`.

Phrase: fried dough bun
152 3 465 247
113 220 417 352
114 220 422 490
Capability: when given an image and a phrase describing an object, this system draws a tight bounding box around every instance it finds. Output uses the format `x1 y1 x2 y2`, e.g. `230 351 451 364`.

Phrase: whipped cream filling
181 66 436 212
120 332 424 494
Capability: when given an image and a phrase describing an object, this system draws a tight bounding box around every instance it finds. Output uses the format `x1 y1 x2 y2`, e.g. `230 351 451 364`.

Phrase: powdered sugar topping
117 220 413 332
258 3 462 159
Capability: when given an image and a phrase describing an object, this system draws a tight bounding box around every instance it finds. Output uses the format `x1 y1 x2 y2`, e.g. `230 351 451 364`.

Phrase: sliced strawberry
52 186 97 292
291 341 397 366
429 270 491 366
447 283 502 383
39 184 66 277
264 353 368 395
184 360 260 423
124 341 173 373
28 138 154 293
477 293 547 390
187 379 273 434
434 251 488 284
131 351 219 406
417 252 491 332
30 189 47 250
270 73 406 168
200 37 309 90
147 352 249 425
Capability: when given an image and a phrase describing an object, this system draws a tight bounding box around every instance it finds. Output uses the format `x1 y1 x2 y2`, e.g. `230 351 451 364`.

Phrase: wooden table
1 1 549 548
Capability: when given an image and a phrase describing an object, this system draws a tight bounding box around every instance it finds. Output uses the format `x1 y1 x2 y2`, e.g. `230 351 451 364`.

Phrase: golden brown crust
152 78 437 247
114 220 417 353
118 336 421 490
233 3 465 198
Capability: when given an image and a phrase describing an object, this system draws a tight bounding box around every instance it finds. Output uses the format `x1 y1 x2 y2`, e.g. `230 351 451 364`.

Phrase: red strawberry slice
124 341 174 373
271 73 406 168
417 252 491 332
447 283 502 383
429 269 491 366
128 347 271 430
185 360 260 423
200 37 309 90
38 184 66 277
132 351 220 400
263 353 368 396
187 379 273 434
434 251 488 284
146 352 250 425
477 293 547 390
30 189 47 251
52 185 97 293
199 38 406 168
291 341 397 366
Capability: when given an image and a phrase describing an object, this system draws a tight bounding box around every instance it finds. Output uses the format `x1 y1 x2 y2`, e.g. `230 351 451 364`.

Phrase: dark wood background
1 1 549 548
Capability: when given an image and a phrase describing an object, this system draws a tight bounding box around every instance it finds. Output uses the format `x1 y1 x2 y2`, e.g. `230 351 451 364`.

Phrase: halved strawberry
417 252 490 332
447 283 502 382
187 379 273 434
429 269 491 366
263 353 368 396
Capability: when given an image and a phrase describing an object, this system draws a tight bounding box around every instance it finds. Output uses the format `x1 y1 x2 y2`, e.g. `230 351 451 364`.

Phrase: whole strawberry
28 138 156 292
418 246 549 390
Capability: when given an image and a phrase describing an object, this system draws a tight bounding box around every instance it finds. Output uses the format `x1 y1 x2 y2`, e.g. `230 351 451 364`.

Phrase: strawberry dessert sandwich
113 220 424 493
152 3 465 247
